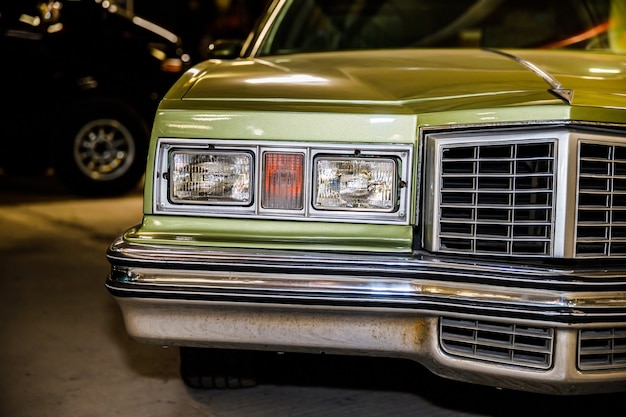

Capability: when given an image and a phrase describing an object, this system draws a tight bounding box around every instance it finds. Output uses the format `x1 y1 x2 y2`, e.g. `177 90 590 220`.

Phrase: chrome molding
106 236 626 321
485 49 573 104
248 0 287 57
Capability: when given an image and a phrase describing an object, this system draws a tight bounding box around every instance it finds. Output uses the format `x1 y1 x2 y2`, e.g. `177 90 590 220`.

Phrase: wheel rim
73 118 137 181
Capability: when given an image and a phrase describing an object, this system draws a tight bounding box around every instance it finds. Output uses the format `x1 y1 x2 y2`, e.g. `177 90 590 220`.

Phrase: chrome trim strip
107 266 626 318
107 236 626 285
248 0 287 57
106 238 626 321
485 49 573 104
106 236 626 282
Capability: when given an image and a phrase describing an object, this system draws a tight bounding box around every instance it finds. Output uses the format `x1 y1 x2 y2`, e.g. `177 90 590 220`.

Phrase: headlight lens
170 151 252 204
314 157 397 211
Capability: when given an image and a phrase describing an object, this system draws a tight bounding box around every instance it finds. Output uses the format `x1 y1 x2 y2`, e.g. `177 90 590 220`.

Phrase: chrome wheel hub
73 119 136 180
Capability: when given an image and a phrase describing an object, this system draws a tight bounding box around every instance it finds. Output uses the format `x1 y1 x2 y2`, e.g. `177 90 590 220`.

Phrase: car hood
179 49 626 113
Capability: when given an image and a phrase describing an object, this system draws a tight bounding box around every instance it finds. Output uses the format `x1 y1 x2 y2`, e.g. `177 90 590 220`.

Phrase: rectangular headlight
170 151 252 205
314 157 398 211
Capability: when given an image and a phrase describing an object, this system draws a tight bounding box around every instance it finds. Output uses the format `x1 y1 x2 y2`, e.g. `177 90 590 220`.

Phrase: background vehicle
0 0 190 195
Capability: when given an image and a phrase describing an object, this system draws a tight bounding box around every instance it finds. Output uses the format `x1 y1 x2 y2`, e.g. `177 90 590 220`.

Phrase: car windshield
258 0 625 55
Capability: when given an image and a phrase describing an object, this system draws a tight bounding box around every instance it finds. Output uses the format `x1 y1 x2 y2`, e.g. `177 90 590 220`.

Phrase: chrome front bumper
106 234 626 395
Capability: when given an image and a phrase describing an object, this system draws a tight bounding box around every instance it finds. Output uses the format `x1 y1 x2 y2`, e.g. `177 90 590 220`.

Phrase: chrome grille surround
439 317 554 369
423 127 626 258
579 327 626 370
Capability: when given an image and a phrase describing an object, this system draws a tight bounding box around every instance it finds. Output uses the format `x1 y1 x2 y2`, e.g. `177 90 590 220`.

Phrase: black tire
180 347 258 389
55 99 149 196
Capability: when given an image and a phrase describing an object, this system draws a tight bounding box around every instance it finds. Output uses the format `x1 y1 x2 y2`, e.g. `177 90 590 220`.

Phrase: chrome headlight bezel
312 155 399 213
153 138 413 224
168 150 254 206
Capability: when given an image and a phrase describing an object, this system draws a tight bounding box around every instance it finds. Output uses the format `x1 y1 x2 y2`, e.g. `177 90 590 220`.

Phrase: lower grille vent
440 318 553 369
579 328 626 370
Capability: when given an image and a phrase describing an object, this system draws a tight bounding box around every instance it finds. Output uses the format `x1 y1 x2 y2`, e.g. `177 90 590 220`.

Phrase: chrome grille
576 142 626 257
440 318 553 369
579 328 626 370
437 141 555 256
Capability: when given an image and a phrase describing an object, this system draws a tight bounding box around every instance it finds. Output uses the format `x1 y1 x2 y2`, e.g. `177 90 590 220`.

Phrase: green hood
177 48 626 113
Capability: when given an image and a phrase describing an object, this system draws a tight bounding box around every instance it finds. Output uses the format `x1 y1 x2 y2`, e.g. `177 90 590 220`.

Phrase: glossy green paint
416 105 626 128
171 49 626 111
610 0 626 52
125 215 413 253
138 47 626 252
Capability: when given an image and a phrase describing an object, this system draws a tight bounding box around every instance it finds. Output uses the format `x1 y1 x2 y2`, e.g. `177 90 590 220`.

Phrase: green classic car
106 0 626 394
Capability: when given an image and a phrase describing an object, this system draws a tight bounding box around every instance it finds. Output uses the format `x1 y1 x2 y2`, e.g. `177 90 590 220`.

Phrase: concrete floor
0 175 622 417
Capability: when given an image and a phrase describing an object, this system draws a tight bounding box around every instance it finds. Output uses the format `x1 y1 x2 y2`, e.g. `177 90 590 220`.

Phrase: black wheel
55 99 149 196
180 347 258 389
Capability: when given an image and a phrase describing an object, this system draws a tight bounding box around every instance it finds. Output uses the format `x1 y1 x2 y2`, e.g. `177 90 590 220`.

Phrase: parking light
262 152 304 210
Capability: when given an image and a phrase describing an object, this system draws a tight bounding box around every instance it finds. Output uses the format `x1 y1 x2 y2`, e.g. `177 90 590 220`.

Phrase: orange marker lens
262 152 304 209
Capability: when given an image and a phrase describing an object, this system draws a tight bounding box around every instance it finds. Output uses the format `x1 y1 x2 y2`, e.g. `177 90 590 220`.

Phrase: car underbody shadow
182 349 622 416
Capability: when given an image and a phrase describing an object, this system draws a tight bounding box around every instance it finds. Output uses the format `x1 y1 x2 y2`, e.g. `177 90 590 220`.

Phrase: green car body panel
136 49 626 251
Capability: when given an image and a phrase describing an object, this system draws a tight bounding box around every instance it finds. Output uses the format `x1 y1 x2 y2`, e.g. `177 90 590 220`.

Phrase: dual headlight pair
154 139 412 223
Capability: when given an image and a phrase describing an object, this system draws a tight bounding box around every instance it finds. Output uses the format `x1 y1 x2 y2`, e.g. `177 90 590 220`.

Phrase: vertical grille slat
438 141 555 256
576 142 626 257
